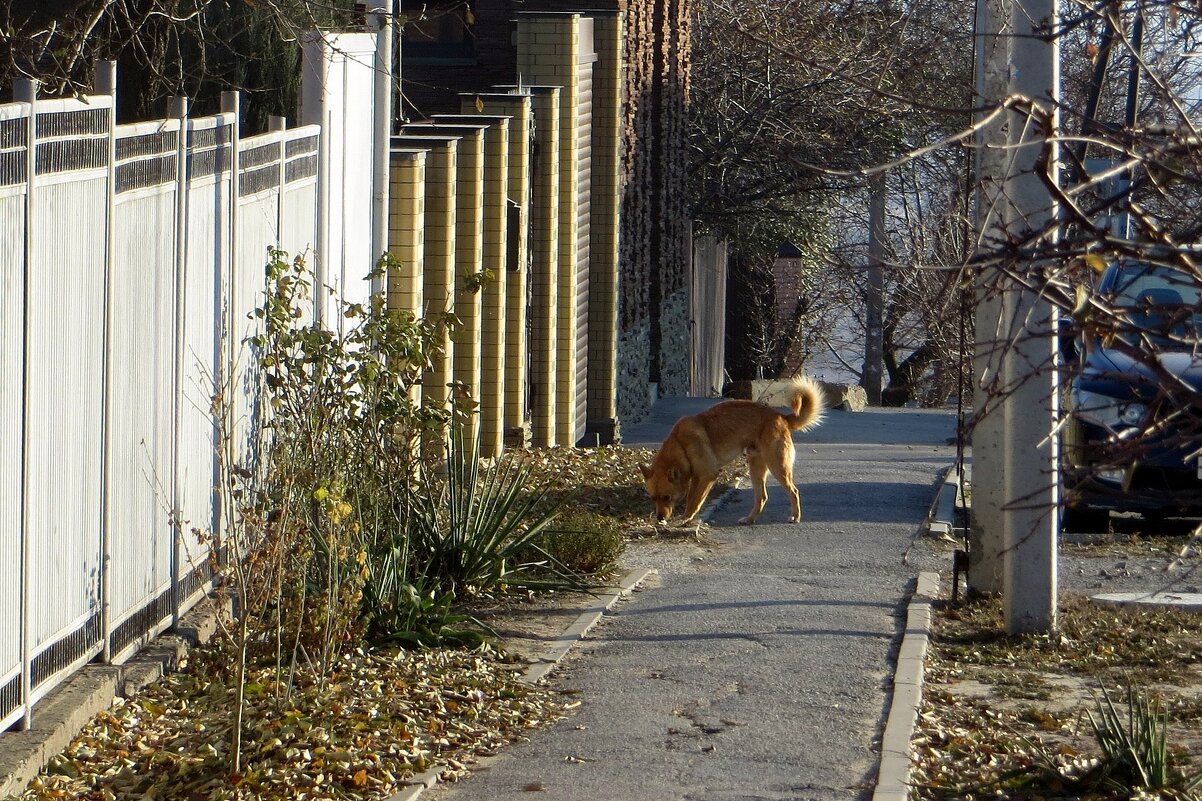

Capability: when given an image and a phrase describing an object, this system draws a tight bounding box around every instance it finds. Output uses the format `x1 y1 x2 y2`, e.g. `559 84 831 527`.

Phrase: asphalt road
427 404 957 801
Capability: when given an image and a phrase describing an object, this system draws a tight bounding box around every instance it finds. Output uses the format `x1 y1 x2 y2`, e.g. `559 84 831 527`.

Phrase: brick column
411 121 489 454
392 134 459 419
520 86 561 448
435 114 511 458
461 92 534 450
386 149 426 320
517 14 583 447
585 11 622 445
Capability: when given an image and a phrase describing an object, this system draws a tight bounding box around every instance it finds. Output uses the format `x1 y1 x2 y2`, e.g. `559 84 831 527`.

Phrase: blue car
1061 258 1202 531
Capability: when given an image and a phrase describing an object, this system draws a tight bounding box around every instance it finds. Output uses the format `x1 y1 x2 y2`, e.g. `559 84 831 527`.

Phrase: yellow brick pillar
519 86 561 448
386 149 426 320
407 121 486 451
435 114 511 458
518 14 582 447
585 11 622 445
392 134 460 419
461 92 534 450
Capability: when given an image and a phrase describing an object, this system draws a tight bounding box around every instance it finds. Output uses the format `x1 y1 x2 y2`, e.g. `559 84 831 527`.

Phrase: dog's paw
737 515 755 525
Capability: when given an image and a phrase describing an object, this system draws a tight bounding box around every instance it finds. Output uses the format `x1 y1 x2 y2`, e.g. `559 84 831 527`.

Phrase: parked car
1061 256 1202 531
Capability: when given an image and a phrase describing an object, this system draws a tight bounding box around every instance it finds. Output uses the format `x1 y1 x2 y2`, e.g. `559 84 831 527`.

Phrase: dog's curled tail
784 375 826 432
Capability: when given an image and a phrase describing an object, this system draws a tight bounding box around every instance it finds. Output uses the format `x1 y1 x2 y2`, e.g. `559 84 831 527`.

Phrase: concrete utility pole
1001 0 1060 634
971 0 1060 633
370 5 395 296
969 0 1012 597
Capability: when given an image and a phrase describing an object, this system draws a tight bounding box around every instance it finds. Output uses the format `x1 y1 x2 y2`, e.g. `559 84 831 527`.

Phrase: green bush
522 511 626 577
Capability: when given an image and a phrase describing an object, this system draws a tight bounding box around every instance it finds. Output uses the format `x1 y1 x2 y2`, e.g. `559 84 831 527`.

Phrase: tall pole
1002 0 1060 633
969 0 1012 597
862 172 886 406
370 7 394 297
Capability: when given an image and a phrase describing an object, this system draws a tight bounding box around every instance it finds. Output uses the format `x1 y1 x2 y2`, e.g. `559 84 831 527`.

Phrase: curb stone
385 567 656 801
873 570 939 801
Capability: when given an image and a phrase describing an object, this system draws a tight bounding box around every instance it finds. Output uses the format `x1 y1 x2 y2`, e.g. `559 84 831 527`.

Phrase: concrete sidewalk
422 398 956 801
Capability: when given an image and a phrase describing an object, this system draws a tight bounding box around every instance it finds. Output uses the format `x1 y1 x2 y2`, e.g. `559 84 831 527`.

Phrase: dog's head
640 463 686 524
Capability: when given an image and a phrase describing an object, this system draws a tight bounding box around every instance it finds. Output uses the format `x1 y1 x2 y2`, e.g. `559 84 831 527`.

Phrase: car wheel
1060 504 1110 534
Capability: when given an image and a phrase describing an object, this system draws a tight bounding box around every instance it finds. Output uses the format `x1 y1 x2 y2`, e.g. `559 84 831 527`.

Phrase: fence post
268 115 285 253
14 76 35 729
220 91 239 567
370 7 394 297
94 61 118 665
169 95 188 627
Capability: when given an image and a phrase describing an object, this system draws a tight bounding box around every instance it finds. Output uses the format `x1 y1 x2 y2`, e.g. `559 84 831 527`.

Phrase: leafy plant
1085 681 1202 798
519 511 626 577
403 429 590 600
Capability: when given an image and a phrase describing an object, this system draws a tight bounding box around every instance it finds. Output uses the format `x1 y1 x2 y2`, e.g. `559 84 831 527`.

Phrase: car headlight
1074 389 1146 431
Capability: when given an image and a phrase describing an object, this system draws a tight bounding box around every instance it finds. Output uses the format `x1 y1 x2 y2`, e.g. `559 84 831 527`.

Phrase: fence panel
105 119 183 661
230 133 282 472
24 96 110 706
0 102 29 731
175 114 234 604
281 127 319 264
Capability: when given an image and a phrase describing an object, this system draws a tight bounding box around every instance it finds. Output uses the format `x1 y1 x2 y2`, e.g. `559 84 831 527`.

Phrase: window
402 2 476 64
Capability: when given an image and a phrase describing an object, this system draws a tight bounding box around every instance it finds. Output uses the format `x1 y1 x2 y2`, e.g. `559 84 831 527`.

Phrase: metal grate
109 587 175 658
285 135 318 157
116 130 177 161
177 557 216 606
36 108 108 138
116 153 177 193
0 673 19 726
187 147 231 181
30 613 102 689
0 118 27 149
284 154 317 183
239 142 281 170
187 125 227 150
239 164 279 195
35 138 107 174
0 150 25 186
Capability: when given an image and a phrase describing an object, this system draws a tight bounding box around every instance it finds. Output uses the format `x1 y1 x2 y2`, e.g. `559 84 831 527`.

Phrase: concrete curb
927 464 968 541
519 568 657 685
385 567 656 801
873 570 939 801
0 602 223 799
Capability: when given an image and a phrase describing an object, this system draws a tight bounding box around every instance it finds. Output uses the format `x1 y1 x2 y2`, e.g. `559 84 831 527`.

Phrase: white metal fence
0 76 329 731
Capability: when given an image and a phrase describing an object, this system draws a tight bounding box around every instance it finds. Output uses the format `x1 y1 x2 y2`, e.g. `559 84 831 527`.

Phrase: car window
1109 265 1202 351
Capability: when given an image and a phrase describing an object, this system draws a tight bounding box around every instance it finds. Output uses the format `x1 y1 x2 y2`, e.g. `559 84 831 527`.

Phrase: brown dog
640 377 825 525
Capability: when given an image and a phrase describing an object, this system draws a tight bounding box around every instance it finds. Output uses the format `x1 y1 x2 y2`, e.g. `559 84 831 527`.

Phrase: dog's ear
640 464 652 481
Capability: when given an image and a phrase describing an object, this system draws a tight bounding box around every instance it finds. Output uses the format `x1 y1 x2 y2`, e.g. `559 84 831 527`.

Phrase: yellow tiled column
407 121 486 450
461 92 534 450
386 148 427 320
585 11 622 445
517 14 582 447
392 134 460 419
521 86 561 448
434 114 511 458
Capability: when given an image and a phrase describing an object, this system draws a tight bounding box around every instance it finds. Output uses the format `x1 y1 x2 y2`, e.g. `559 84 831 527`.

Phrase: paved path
428 404 956 801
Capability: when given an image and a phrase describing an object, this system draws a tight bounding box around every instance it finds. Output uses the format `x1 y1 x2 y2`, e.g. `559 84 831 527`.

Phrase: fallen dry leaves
21 645 566 800
910 593 1202 800
513 445 741 530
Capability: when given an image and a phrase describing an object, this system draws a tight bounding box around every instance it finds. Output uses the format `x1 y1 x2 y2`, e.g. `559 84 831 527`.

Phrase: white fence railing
0 78 326 731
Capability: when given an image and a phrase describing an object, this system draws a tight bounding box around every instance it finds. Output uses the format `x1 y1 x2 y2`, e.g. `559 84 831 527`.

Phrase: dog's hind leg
740 452 770 524
767 440 802 523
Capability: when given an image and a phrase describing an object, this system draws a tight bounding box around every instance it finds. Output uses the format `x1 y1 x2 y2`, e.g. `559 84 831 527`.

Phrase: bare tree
2 0 356 126
688 0 976 394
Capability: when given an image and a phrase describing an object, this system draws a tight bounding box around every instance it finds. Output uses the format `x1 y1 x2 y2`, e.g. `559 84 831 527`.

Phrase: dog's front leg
678 475 716 525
